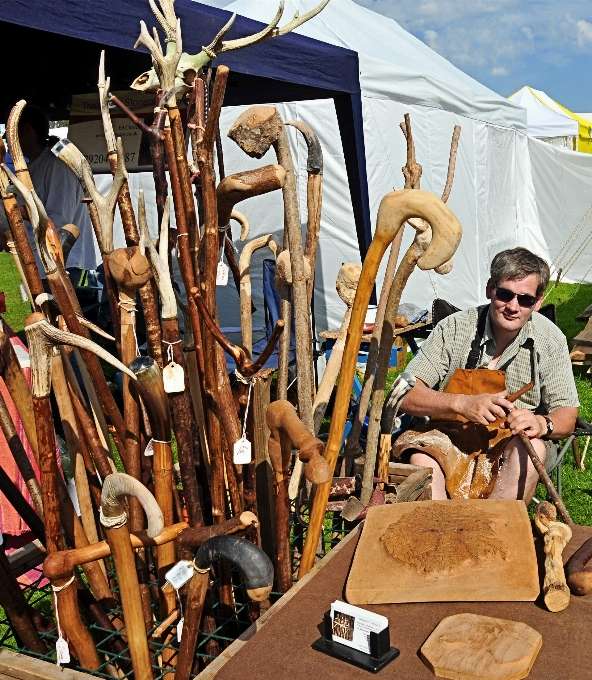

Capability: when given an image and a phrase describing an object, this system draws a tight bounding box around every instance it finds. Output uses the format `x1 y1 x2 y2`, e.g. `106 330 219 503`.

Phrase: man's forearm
535 407 578 440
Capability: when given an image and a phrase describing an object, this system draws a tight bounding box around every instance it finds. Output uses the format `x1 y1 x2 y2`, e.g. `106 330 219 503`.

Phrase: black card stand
312 611 400 673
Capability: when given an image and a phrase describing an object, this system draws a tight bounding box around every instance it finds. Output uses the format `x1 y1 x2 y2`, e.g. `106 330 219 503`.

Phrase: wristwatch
541 415 554 440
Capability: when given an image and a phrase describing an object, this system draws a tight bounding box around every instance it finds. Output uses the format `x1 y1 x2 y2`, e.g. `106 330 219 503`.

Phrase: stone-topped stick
229 106 315 432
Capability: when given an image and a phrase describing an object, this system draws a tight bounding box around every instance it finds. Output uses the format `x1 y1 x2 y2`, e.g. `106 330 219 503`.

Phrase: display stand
312 611 400 673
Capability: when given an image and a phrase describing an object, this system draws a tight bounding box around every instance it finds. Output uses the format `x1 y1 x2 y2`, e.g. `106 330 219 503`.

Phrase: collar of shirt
477 306 534 369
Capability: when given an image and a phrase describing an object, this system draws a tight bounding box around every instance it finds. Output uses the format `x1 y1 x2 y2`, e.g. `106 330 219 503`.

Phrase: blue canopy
0 0 372 257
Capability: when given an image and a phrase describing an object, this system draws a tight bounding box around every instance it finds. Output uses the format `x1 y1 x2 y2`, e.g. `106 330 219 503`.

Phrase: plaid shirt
407 305 579 414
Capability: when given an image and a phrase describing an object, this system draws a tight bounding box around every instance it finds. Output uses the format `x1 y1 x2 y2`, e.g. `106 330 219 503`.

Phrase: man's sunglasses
494 286 538 308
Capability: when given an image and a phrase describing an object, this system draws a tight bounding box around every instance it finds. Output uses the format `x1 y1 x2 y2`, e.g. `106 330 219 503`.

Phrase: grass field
1 252 591 523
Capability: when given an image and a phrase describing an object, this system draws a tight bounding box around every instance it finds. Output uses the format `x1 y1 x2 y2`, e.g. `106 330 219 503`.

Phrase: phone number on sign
84 152 137 164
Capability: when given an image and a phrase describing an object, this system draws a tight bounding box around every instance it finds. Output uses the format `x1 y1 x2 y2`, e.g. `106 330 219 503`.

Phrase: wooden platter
420 613 542 680
345 500 539 604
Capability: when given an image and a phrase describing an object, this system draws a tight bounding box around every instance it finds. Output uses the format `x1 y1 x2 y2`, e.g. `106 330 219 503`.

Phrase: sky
196 0 592 113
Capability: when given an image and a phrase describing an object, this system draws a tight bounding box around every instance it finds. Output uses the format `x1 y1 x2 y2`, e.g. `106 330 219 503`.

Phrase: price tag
216 261 229 286
177 617 184 642
56 636 70 665
144 439 154 457
165 560 195 590
233 437 252 464
163 362 185 393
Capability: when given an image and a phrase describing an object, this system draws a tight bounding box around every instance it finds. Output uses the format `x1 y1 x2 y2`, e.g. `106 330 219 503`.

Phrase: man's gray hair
490 247 550 296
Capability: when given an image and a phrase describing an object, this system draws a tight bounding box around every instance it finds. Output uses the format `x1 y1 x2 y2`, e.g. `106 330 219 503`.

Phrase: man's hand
504 408 543 438
455 391 513 425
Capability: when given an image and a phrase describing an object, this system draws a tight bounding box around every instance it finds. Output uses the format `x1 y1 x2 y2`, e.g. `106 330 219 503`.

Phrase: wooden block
394 468 432 502
388 462 427 476
420 613 542 680
345 500 539 604
572 325 592 347
0 649 90 680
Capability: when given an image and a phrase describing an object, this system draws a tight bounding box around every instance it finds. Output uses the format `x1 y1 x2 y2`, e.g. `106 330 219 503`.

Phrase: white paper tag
233 437 252 464
177 617 184 642
163 362 185 393
216 261 229 286
56 636 70 665
165 560 195 590
144 439 154 457
330 600 388 655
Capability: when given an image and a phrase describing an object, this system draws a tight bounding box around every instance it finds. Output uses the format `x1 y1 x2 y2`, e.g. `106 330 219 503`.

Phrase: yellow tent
509 86 592 153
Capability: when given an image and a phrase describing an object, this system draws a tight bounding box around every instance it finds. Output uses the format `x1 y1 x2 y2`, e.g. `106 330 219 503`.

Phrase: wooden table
202 521 592 679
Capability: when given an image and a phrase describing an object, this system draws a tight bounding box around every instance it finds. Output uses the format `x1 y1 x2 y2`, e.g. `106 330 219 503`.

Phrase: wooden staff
267 401 331 592
239 235 278 359
299 190 462 578
3 131 129 458
100 473 164 680
342 114 426 471
97 54 165 368
175 536 274 680
359 124 461 507
285 120 323 308
128 357 176 621
138 193 205 529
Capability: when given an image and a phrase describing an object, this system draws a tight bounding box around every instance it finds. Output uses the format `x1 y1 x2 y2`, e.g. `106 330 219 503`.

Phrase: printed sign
68 90 186 173
330 601 388 655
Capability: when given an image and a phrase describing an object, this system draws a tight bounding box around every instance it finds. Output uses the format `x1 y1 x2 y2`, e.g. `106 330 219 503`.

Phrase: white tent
509 86 577 148
100 0 592 339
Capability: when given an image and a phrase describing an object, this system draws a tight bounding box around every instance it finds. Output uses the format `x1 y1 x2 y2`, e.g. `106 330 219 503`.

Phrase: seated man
396 247 578 503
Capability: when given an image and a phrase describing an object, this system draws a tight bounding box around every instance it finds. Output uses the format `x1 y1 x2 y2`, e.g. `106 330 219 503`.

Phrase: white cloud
491 66 508 76
521 26 533 41
576 19 592 47
423 29 438 48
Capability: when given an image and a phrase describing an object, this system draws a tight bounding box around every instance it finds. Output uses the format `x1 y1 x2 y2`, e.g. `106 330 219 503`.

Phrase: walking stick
138 193 205 529
128 357 176 621
298 190 462 578
267 401 331 592
358 125 461 508
239 235 278 358
3 140 129 459
229 106 316 432
175 536 274 680
100 473 164 680
285 120 323 307
97 55 164 368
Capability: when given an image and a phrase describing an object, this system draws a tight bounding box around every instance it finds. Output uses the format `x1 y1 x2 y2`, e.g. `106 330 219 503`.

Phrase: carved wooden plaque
345 500 539 604
420 613 543 679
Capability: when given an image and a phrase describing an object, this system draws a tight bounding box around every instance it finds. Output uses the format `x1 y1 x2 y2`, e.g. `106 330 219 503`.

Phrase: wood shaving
380 504 509 576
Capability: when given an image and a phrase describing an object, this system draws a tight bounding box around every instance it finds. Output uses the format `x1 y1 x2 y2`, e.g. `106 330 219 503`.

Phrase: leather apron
392 307 535 499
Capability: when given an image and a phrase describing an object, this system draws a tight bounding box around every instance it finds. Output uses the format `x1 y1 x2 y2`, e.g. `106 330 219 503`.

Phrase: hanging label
144 439 154 457
233 437 252 464
165 560 195 590
216 261 229 286
177 617 184 642
163 362 185 393
56 636 70 665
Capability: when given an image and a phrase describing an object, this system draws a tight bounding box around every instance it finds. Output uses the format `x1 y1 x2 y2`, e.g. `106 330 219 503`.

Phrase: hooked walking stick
285 120 323 308
239 235 279 358
101 473 164 680
229 106 316 433
267 401 331 592
175 536 274 680
298 190 462 578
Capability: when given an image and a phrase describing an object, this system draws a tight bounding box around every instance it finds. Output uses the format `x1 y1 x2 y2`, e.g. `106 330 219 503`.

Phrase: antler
131 0 330 93
138 191 177 320
98 51 116 154
134 12 182 94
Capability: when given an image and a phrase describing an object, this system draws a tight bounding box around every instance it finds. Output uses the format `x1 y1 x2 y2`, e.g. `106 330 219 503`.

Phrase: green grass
0 252 33 333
